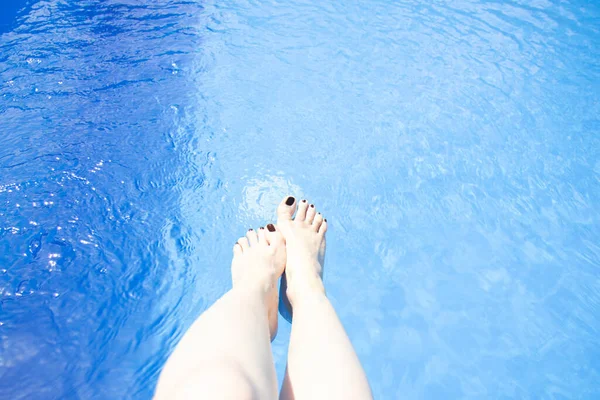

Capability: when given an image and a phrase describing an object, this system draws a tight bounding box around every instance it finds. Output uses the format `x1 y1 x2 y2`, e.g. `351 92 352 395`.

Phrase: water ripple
1 0 600 399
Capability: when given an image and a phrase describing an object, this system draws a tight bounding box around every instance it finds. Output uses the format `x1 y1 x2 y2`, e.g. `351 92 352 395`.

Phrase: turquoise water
1 0 599 398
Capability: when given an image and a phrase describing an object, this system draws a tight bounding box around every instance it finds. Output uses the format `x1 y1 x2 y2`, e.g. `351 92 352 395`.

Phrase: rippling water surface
1 0 599 398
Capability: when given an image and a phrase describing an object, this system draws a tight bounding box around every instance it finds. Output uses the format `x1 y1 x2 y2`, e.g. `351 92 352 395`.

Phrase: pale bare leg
154 225 285 400
277 197 373 400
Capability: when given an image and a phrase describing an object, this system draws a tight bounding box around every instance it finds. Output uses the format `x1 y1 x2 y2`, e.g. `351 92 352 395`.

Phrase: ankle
286 282 326 308
232 280 272 301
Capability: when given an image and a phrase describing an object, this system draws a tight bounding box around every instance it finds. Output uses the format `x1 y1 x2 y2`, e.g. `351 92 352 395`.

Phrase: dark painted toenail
267 224 276 232
324 219 327 222
302 199 307 203
310 204 315 208
259 227 264 230
248 228 253 231
286 196 295 205
318 212 321 215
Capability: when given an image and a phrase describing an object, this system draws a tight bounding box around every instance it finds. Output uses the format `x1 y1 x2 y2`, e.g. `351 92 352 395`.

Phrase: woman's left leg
154 225 286 400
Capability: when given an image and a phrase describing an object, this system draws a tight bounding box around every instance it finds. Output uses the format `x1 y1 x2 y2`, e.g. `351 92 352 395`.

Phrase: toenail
248 228 253 231
324 219 327 222
267 224 276 232
310 204 315 208
318 212 321 215
259 227 264 230
302 199 307 203
286 196 295 206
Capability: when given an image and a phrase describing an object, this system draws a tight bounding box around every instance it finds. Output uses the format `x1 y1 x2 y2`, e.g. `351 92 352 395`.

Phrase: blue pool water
1 0 599 398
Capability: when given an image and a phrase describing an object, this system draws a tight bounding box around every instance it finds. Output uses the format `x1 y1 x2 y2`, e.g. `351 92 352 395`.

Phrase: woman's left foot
231 224 286 341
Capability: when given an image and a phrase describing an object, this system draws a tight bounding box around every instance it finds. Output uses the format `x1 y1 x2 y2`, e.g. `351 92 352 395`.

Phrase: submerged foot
231 224 286 341
276 196 327 319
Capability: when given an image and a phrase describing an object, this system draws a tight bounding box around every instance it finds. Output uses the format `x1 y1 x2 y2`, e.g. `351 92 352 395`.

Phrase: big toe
266 223 283 244
277 196 296 224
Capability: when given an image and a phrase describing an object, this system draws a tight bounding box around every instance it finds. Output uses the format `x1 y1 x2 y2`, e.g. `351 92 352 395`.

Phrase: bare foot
276 196 327 320
231 224 286 341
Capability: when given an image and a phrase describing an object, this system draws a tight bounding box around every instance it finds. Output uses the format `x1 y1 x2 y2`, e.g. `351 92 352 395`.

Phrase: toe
277 196 296 222
233 242 243 255
266 223 284 246
318 218 328 235
306 203 316 223
258 226 267 243
313 212 324 231
237 237 250 251
296 199 309 221
246 228 258 246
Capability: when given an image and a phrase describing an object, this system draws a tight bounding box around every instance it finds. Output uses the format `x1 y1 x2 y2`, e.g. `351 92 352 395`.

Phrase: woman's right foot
231 224 286 341
276 196 327 313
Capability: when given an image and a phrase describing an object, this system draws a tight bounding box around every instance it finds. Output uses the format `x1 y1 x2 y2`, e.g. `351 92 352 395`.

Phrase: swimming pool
1 0 599 398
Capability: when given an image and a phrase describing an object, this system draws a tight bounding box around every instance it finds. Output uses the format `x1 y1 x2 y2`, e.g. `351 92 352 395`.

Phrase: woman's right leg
154 226 285 400
276 197 373 400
